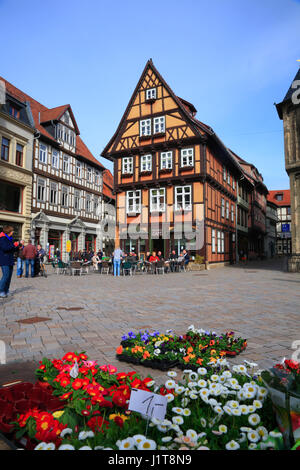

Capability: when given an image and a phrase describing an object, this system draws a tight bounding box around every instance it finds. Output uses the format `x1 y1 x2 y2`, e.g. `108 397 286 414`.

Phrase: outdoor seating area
50 257 189 276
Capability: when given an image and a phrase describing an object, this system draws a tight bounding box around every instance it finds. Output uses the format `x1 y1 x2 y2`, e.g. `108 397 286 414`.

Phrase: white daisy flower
199 388 210 399
172 407 184 415
227 400 239 409
222 371 232 378
257 426 268 441
182 408 191 417
219 424 227 434
167 371 177 378
189 393 198 399
247 405 255 413
34 442 48 450
211 374 219 382
186 429 198 442
175 385 185 394
200 418 207 428
94 446 104 450
157 424 169 433
133 435 146 445
78 430 94 440
238 432 247 443
165 393 175 403
118 438 136 450
165 379 176 390
248 443 257 450
223 406 232 415
258 386 268 397
172 416 184 425
197 367 208 376
240 427 252 433
137 439 157 450
58 444 75 450
189 372 199 381
162 436 172 443
181 397 190 407
240 405 249 415
269 431 282 438
60 428 73 438
188 381 198 389
78 446 92 450
248 414 261 427
247 430 260 443
225 440 240 450
197 379 207 388
232 408 242 416
214 405 224 415
253 400 262 409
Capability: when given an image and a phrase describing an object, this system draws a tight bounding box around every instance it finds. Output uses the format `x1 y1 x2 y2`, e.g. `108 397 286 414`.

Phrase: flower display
4 351 290 450
116 327 247 371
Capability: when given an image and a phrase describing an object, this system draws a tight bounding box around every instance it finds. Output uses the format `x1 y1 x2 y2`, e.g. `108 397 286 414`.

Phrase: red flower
72 379 83 390
59 376 71 388
114 416 124 428
112 391 127 408
87 415 108 432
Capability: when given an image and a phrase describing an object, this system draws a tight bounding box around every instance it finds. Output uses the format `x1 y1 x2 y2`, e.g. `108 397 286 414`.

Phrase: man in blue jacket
0 225 19 298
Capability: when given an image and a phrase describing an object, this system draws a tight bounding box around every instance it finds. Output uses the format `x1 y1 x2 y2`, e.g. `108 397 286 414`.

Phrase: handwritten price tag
128 389 167 420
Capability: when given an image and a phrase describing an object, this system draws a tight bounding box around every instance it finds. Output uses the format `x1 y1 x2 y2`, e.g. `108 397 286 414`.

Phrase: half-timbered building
1 77 114 260
102 59 243 265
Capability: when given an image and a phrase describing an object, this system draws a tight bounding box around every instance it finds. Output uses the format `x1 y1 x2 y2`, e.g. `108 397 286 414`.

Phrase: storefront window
0 180 21 213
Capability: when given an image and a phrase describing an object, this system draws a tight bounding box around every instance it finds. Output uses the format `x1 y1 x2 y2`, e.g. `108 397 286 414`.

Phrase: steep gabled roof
101 59 242 174
102 169 115 201
0 76 103 170
268 189 290 207
40 104 80 135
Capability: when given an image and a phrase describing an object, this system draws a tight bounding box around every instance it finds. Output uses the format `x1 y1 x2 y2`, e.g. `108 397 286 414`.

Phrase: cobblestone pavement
0 258 299 384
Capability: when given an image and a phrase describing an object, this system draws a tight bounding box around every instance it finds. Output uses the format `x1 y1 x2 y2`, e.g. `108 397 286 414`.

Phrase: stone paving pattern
0 259 299 386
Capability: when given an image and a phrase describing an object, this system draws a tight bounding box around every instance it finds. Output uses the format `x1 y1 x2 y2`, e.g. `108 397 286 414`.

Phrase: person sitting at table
149 251 160 263
92 253 101 271
146 251 151 261
157 251 164 261
182 249 190 270
169 250 177 272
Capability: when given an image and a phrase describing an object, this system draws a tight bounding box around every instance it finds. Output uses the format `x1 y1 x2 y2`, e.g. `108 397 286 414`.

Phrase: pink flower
83 360 98 368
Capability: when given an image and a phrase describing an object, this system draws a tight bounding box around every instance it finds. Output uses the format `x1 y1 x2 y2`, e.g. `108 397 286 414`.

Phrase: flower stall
1 345 298 450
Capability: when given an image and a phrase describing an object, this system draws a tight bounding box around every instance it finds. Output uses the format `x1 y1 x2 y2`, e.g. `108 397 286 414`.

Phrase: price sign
128 389 167 420
66 240 72 253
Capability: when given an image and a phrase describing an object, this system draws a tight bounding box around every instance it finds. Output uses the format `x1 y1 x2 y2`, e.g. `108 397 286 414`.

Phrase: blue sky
1 0 300 190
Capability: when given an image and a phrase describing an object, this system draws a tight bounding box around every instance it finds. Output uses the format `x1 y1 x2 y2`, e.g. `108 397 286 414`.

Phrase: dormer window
146 88 156 101
276 194 283 201
9 105 20 119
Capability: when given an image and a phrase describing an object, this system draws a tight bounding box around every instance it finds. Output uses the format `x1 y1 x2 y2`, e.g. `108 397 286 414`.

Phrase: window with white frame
95 170 100 185
175 185 192 211
74 190 81 211
227 171 230 185
160 151 172 170
61 186 68 207
94 196 99 215
226 200 229 219
221 198 225 218
212 229 216 253
181 148 194 167
63 154 70 173
217 231 221 253
221 232 225 253
37 178 46 201
232 178 235 190
223 165 226 181
52 149 59 169
140 154 152 172
86 194 92 212
56 124 63 140
153 116 165 134
140 119 151 136
150 188 165 212
126 190 141 214
146 88 156 100
50 182 58 205
87 167 92 182
39 143 47 164
122 157 133 174
231 204 234 222
76 161 82 178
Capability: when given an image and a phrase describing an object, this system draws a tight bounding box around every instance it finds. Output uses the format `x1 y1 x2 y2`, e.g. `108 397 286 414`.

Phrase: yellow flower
109 413 128 422
52 410 64 419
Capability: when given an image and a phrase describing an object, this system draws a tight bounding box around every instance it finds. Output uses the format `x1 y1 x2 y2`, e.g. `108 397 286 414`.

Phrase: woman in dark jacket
0 225 19 298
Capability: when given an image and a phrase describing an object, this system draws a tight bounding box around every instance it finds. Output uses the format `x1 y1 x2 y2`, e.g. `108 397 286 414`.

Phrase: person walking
113 245 123 276
16 239 25 278
23 240 37 278
0 225 19 298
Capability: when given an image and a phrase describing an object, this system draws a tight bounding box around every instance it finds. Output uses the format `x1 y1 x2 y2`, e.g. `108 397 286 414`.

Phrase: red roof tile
102 169 115 200
267 190 290 207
